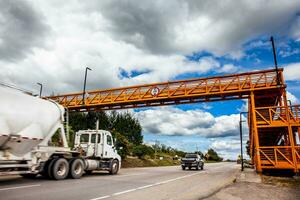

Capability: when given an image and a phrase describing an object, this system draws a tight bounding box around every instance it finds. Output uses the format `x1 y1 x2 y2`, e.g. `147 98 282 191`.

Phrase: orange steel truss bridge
47 68 300 173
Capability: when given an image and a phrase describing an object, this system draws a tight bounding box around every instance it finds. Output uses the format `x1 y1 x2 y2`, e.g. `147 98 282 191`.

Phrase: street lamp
82 67 92 105
239 111 248 171
37 83 43 97
270 36 280 86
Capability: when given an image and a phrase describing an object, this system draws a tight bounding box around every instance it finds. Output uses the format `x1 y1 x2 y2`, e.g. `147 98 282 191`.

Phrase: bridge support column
283 91 298 173
250 92 262 173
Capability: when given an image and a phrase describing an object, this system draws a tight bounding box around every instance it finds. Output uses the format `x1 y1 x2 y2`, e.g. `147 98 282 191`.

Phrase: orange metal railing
259 146 299 168
47 69 283 111
255 105 300 127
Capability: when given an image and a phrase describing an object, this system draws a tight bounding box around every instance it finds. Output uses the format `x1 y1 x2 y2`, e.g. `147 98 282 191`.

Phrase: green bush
132 145 155 159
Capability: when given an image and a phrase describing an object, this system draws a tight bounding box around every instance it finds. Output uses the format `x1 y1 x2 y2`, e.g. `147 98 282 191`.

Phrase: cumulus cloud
135 107 242 138
0 0 49 62
210 140 240 152
87 0 300 56
209 139 249 159
290 16 300 41
284 62 300 81
287 91 299 104
0 1 299 95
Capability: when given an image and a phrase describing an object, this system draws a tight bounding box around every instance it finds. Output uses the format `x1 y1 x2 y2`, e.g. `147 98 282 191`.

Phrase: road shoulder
205 168 300 200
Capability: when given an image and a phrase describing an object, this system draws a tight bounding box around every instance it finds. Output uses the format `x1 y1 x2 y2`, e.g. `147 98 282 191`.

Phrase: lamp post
270 36 280 86
82 67 92 105
239 111 248 171
37 83 43 97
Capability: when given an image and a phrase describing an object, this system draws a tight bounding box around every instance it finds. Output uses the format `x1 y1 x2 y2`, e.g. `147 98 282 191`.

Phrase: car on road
181 154 204 170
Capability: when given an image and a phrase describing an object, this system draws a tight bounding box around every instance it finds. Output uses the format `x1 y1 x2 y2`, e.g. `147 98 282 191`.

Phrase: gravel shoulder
205 168 300 200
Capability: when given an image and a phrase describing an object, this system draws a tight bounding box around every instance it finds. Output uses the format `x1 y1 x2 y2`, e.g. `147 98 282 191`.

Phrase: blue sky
138 36 300 159
1 1 300 159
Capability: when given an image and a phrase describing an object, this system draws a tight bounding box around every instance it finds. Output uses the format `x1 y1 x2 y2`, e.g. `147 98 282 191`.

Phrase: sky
1 0 300 159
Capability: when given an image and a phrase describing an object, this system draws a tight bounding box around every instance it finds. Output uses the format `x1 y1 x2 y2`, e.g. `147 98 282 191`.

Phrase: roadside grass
122 156 180 168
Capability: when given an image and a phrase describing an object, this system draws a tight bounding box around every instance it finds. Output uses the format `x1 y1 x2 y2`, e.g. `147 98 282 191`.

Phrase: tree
132 145 155 159
109 111 143 145
111 130 132 159
205 148 223 161
69 112 87 132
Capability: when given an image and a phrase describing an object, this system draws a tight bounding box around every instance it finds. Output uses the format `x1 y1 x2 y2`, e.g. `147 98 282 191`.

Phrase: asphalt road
0 162 239 200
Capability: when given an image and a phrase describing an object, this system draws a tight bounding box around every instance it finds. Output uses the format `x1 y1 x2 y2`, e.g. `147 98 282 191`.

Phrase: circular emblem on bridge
150 87 160 97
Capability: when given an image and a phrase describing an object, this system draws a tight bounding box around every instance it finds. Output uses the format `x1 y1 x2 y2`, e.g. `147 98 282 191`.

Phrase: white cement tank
0 85 65 157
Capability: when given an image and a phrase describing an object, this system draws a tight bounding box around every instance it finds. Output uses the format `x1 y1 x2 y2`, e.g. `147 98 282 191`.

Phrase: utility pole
239 111 248 171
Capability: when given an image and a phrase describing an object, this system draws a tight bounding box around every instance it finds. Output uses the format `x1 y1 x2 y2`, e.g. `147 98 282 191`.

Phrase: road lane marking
113 188 137 196
136 184 154 190
90 195 111 200
88 173 146 180
113 173 146 178
89 171 204 200
0 184 41 191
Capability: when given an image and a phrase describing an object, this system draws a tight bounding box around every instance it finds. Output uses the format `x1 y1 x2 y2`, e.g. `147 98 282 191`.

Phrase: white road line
113 188 137 196
136 184 154 190
89 173 146 180
90 195 111 200
0 184 41 191
89 171 204 200
113 173 146 178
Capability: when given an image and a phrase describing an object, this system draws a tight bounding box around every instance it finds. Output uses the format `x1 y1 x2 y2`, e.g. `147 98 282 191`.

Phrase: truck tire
52 158 69 180
195 164 199 170
182 166 186 170
68 159 84 179
109 159 119 175
21 173 37 179
45 158 58 179
201 164 204 170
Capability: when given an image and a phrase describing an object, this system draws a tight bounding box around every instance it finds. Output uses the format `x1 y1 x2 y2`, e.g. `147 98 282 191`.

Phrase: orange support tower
47 68 300 173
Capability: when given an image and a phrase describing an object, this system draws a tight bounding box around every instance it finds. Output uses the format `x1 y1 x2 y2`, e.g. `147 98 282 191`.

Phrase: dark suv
181 154 204 170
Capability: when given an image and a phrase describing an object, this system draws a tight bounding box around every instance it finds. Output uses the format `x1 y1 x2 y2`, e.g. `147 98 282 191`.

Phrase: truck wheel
201 165 204 170
188 167 191 170
45 158 58 179
68 159 84 179
52 158 69 180
195 164 199 170
109 159 119 175
182 166 186 170
21 173 37 179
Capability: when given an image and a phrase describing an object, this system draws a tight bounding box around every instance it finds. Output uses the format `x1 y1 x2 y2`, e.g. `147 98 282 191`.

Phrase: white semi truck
0 85 121 180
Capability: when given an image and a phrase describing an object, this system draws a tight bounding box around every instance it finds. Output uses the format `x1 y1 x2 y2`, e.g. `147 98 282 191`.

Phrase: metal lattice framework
48 69 282 111
47 68 300 173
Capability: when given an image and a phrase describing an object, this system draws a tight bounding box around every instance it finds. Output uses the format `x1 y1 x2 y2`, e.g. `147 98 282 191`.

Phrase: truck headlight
35 152 42 158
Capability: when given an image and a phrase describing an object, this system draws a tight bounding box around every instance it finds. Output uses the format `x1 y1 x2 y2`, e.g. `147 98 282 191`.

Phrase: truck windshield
185 154 198 158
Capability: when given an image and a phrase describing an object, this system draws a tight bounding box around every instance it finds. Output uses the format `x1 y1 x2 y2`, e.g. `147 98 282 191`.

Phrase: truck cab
74 130 121 175
74 130 118 159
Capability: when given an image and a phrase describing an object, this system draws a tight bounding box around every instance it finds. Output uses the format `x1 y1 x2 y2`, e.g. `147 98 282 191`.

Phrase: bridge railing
259 146 299 168
255 105 300 126
47 69 283 110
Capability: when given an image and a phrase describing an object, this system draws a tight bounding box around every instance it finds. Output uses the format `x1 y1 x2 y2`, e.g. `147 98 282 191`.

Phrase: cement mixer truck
0 85 121 180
